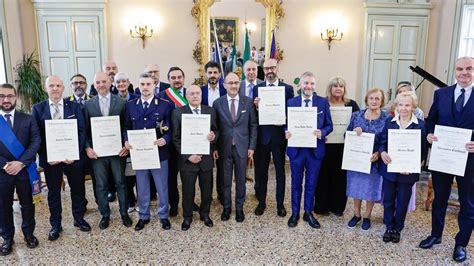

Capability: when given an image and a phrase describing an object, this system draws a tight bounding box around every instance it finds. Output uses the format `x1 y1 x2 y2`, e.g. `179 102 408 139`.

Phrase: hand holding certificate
326 107 352 144
127 129 161 170
181 114 211 155
387 129 421 173
287 107 317 148
428 125 472 176
91 116 123 157
341 131 375 174
258 86 286 125
45 119 80 162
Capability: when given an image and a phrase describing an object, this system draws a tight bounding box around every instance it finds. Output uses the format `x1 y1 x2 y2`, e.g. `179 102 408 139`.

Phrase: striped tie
52 103 62 120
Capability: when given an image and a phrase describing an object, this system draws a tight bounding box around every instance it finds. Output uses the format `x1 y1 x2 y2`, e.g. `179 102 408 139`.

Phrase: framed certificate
287 107 317 148
428 125 472 176
127 129 161 170
91 116 122 157
45 119 80 162
387 129 421 173
326 106 352 144
258 86 286 125
181 114 211 155
341 131 375 174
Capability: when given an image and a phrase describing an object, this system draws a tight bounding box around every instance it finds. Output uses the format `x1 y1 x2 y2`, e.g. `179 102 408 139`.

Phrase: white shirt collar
49 98 64 106
227 94 239 102
391 113 419 128
456 83 473 92
190 105 201 111
0 108 15 118
301 96 312 106
246 80 256 87
266 80 279 87
141 97 153 105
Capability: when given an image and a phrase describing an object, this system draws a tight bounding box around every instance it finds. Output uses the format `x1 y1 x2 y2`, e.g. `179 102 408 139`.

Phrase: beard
74 88 85 97
1 102 15 112
265 73 276 81
208 77 218 85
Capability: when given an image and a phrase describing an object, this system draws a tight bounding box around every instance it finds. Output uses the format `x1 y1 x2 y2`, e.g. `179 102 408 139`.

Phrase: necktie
4 114 12 128
269 84 275 87
304 99 310 107
248 83 254 98
230 99 236 122
193 108 200 114
52 103 62 120
143 101 149 111
455 88 466 112
79 97 84 106
100 97 109 116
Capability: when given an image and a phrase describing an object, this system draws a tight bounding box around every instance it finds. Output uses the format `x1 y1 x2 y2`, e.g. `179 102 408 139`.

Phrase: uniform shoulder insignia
159 98 170 103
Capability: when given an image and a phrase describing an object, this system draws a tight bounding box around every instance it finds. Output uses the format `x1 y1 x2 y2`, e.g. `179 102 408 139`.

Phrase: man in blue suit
32 75 90 241
285 71 332 229
253 58 294 217
420 56 474 262
0 83 41 256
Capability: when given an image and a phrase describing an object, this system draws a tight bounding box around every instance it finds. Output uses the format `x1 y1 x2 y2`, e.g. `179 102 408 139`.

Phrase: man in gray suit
84 72 132 230
213 72 258 223
239 60 263 98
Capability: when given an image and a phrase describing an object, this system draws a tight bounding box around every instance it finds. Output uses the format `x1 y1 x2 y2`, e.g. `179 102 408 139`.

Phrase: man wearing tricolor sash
0 83 41 256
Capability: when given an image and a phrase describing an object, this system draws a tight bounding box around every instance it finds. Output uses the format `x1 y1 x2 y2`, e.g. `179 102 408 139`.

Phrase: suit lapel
109 95 117 116
447 86 456 122
221 97 233 124
64 101 73 118
460 85 474 122
44 101 52 120
235 97 245 122
12 112 22 135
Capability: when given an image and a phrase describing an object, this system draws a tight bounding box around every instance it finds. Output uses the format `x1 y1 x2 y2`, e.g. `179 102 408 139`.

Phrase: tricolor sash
164 87 188 107
0 115 42 203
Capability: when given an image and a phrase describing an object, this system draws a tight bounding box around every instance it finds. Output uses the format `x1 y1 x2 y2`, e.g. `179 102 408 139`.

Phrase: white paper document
287 107 317 148
428 125 472 176
127 129 161 170
387 129 421 173
258 86 286 125
45 119 80 162
91 116 123 157
341 131 375 174
181 114 211 155
326 107 352 144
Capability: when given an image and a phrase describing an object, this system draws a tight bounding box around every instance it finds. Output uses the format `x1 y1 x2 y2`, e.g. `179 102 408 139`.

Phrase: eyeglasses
263 66 277 71
71 81 86 86
0 94 16 100
225 81 240 86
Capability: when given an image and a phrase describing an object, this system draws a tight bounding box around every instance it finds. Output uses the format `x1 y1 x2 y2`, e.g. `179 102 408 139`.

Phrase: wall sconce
245 22 256 36
130 25 153 48
320 28 343 50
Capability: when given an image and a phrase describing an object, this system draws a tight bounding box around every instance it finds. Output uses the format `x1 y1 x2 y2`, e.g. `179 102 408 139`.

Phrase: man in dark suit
285 71 333 229
419 56 474 262
213 72 258 222
239 60 262 98
67 74 92 106
32 75 90 241
158 67 187 216
201 61 226 107
0 83 41 256
252 58 294 217
83 72 133 230
134 64 171 95
89 61 134 96
172 85 218 230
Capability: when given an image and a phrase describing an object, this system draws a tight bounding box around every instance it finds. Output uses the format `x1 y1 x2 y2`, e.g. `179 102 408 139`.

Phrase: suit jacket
90 83 135 96
0 111 41 182
213 95 258 158
124 96 173 161
172 105 219 172
83 93 127 150
32 99 86 168
286 95 333 160
378 116 427 183
157 87 187 108
134 81 171 95
201 83 226 106
239 78 263 98
426 84 474 170
253 80 295 145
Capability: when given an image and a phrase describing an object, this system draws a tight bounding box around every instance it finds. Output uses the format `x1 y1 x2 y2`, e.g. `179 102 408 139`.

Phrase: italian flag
165 87 188 107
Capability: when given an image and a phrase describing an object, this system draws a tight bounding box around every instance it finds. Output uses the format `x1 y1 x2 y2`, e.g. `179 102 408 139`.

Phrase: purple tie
230 99 236 122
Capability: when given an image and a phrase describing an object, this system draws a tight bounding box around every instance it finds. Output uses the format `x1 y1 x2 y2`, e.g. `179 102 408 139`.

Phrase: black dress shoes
254 205 265 216
0 239 13 256
303 212 321 229
201 216 214 227
391 230 401 243
277 207 287 217
181 219 192 231
160 218 171 230
236 210 245 222
383 229 393 243
48 226 63 241
288 214 299 228
169 206 178 217
221 208 231 221
453 246 467 262
134 219 150 231
74 219 92 232
25 235 39 249
419 236 441 249
121 215 133 227
99 217 110 230
107 192 116 202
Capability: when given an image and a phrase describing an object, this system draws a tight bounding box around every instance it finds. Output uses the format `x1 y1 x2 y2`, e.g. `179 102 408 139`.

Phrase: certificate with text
258 86 286 125
387 129 421 173
287 107 317 148
428 125 472 176
326 107 352 144
181 114 211 155
91 116 122 157
128 129 161 170
341 131 375 174
45 119 80 162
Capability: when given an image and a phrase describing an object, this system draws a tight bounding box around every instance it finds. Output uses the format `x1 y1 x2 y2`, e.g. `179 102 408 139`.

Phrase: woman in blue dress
346 88 389 230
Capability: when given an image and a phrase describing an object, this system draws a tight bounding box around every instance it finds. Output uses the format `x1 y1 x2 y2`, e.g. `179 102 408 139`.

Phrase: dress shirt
266 80 279 87
227 94 240 118
48 99 64 119
301 96 312 107
99 93 111 116
190 105 201 114
391 113 419 129
0 109 15 127
246 80 256 98
141 97 153 108
208 84 221 107
454 84 473 106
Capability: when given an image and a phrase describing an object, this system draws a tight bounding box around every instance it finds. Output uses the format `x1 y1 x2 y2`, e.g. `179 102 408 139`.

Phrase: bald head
102 61 118 80
45 75 65 102
94 72 112 97
186 85 202 108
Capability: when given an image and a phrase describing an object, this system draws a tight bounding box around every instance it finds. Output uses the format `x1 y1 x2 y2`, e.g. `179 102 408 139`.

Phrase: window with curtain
458 4 474 57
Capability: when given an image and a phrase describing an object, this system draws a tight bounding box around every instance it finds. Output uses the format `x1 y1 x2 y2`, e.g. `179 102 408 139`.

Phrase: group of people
0 55 473 262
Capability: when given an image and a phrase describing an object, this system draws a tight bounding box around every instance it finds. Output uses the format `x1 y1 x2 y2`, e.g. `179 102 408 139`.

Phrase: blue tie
143 101 149 111
4 114 12 128
455 88 465 113
304 99 310 107
248 83 254 98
